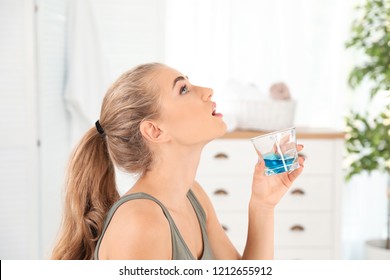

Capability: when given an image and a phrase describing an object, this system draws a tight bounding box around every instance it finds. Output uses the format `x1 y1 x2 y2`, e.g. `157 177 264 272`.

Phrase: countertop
221 127 345 139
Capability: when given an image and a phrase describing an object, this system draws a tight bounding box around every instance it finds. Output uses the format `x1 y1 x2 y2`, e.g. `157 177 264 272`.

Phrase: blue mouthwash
263 153 297 175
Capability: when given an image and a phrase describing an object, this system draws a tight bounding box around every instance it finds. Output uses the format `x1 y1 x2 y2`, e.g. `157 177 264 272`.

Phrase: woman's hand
250 144 305 209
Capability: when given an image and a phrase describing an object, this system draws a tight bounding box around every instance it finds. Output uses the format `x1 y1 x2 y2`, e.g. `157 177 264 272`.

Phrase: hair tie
95 120 105 136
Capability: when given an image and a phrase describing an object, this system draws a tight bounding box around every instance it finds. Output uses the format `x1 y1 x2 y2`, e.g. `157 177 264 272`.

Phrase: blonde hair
51 63 164 259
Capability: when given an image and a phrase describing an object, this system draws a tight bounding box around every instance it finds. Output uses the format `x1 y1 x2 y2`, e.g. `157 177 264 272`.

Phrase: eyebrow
172 76 188 89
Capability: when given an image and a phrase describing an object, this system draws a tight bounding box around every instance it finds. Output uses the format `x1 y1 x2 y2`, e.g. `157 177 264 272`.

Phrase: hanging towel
64 0 111 145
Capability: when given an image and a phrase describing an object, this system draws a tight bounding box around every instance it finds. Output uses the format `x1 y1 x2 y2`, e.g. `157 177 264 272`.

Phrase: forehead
151 66 187 109
153 65 184 87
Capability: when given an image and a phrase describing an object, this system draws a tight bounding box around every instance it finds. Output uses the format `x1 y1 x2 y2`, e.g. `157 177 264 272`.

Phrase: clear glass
251 127 300 176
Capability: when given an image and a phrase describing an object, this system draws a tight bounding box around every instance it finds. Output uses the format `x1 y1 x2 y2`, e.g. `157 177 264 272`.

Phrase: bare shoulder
99 197 171 259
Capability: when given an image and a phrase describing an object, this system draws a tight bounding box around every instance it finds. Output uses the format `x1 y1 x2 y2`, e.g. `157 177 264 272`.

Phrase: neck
130 143 204 210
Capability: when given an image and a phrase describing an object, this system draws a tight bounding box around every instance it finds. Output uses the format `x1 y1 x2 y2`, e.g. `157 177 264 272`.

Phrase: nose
200 86 213 101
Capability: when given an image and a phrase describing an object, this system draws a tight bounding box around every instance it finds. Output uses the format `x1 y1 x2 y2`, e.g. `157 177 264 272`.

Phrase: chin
212 120 228 139
219 121 228 136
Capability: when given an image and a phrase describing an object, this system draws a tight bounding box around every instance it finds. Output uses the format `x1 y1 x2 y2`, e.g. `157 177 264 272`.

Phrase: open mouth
212 102 223 117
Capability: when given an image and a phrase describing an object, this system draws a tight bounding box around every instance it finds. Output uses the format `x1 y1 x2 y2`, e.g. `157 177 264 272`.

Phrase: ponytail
52 62 164 259
51 128 119 260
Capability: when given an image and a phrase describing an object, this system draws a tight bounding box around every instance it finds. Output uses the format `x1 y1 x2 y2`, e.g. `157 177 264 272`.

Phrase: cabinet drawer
216 212 248 251
198 139 258 175
196 176 252 211
275 248 332 260
298 140 334 175
275 213 332 247
276 176 333 211
215 213 334 259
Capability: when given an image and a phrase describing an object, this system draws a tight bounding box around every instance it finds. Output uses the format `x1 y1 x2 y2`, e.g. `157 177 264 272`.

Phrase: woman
51 63 305 260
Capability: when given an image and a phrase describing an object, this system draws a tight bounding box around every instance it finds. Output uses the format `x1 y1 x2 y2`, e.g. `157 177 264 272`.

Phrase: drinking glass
251 127 299 176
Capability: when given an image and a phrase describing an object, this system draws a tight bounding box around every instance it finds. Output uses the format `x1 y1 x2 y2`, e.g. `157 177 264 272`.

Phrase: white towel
64 0 111 145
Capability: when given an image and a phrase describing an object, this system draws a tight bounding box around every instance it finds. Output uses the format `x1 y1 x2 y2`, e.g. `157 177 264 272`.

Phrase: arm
242 201 275 259
242 144 305 259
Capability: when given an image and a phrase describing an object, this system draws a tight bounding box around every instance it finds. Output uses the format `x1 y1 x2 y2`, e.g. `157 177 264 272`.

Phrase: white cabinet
196 129 344 259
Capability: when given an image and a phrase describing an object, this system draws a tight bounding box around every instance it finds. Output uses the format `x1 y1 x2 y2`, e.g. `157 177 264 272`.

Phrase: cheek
171 110 201 130
161 107 191 130
165 102 204 123
164 107 208 136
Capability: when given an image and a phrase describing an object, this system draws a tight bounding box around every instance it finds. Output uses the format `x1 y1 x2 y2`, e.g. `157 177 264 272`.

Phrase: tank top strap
94 192 186 260
186 189 214 260
94 191 215 260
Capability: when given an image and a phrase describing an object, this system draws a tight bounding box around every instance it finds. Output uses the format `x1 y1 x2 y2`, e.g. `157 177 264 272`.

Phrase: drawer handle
291 189 305 196
222 225 229 232
214 152 229 160
290 225 305 232
214 189 229 196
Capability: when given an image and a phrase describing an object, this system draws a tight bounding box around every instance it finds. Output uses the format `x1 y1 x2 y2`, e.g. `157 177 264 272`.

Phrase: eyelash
179 85 189 95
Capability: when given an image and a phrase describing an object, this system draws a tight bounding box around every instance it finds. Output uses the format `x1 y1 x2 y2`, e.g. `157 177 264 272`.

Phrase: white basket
237 99 296 131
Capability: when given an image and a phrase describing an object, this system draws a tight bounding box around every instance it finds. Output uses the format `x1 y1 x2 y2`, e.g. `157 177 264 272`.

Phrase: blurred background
0 0 389 259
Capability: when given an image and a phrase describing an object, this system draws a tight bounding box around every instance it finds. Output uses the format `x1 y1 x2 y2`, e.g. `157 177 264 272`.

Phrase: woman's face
154 65 227 146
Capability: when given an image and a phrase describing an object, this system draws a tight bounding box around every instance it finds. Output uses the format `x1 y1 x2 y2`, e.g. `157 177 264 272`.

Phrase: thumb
254 149 265 175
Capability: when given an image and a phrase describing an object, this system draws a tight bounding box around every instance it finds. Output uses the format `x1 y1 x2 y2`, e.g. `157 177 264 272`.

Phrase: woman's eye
180 85 189 95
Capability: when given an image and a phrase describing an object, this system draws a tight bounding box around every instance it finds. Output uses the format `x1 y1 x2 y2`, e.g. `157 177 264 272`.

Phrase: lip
212 102 223 117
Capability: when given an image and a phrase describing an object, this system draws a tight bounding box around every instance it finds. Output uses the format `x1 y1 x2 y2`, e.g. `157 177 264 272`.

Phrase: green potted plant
344 0 390 258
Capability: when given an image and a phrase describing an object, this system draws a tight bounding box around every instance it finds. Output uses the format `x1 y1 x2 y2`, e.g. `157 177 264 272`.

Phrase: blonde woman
51 63 305 260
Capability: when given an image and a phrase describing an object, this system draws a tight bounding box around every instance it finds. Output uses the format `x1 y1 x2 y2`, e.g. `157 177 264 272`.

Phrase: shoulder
99 196 172 259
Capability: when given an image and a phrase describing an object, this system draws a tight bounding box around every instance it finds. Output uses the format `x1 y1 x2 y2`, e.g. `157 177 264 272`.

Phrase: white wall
0 0 40 259
36 0 70 259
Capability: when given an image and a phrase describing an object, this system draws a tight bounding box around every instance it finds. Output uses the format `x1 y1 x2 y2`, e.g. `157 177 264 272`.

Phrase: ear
140 120 170 143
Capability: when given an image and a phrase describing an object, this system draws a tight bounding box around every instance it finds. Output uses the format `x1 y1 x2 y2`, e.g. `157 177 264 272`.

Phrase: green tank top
94 189 214 260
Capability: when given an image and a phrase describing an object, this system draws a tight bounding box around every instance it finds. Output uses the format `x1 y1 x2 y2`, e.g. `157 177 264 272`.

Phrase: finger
296 144 304 152
273 135 291 153
298 154 305 166
288 152 305 180
253 156 265 178
279 135 290 146
287 163 304 182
